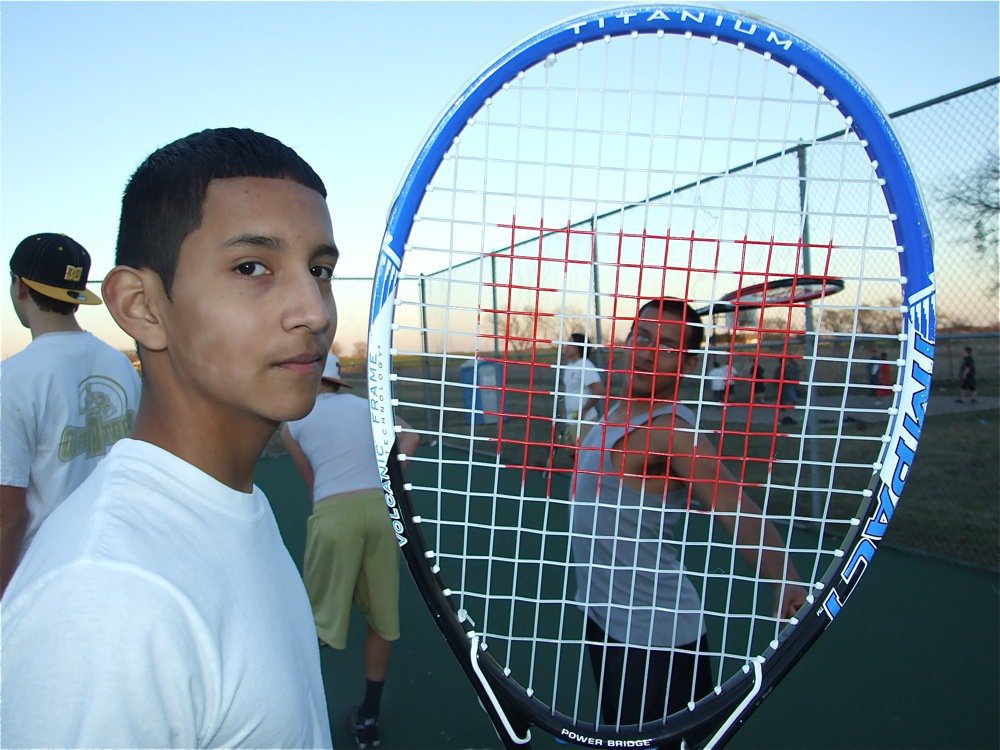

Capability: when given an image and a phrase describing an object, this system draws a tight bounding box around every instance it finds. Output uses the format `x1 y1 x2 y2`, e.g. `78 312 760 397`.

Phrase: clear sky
2 0 998 359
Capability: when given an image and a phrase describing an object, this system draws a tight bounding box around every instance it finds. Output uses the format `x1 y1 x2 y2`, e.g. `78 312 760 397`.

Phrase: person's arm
395 418 420 473
579 362 604 419
660 425 807 619
279 425 315 492
1 484 29 596
581 382 603 419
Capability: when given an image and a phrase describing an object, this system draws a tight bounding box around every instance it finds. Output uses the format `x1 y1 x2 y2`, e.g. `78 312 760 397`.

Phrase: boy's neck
129 390 276 493
29 311 83 339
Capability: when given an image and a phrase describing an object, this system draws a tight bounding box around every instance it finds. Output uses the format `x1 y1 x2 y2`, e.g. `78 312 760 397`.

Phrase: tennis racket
368 5 934 749
693 275 844 316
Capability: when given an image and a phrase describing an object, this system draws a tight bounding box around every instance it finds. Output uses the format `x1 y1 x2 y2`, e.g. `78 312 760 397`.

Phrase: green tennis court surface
256 454 998 750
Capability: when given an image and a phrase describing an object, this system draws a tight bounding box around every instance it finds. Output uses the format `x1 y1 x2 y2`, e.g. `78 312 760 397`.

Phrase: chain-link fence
331 79 999 572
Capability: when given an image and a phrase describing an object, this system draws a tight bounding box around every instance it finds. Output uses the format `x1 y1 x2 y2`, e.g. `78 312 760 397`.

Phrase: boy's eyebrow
225 233 280 250
315 242 340 262
224 234 340 261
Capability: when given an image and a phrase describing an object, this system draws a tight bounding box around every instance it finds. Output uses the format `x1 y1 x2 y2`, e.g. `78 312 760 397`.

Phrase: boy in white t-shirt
559 333 604 435
281 353 419 750
1 233 141 595
1 128 337 748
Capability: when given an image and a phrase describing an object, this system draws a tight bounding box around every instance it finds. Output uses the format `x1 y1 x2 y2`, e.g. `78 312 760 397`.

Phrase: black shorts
585 617 714 745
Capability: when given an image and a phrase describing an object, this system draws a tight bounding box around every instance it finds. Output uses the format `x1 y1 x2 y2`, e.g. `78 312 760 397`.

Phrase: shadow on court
256 455 999 750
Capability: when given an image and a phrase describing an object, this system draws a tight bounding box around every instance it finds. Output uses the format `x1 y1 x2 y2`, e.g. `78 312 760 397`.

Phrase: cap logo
64 265 84 282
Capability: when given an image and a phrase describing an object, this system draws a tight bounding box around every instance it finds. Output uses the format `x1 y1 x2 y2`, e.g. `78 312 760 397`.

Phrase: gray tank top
570 403 706 648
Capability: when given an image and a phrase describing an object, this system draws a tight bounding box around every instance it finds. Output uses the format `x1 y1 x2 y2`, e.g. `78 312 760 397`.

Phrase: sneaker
350 709 381 750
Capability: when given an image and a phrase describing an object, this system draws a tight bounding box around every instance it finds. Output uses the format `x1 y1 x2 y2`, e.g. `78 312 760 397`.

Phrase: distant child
958 346 977 403
554 332 604 456
1 128 337 748
875 351 893 405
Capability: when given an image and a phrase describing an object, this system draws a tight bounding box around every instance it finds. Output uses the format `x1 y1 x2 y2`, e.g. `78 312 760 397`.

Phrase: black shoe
351 709 381 750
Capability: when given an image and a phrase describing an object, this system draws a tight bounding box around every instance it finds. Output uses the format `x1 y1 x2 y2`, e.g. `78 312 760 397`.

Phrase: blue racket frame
368 5 935 749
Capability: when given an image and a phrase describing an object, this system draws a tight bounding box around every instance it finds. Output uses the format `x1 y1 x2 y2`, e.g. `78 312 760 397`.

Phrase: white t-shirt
560 357 603 422
286 391 379 502
0 439 332 749
1 331 142 554
707 364 729 394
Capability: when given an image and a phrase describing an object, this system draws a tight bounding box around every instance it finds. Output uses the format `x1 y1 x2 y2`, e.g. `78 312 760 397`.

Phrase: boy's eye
235 261 268 277
311 265 335 281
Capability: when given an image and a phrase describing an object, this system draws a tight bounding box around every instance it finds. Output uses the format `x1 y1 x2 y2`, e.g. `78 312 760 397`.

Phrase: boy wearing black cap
1 233 141 595
1 129 337 748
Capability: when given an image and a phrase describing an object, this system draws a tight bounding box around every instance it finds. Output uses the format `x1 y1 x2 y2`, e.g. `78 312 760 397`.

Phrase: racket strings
389 26 906 731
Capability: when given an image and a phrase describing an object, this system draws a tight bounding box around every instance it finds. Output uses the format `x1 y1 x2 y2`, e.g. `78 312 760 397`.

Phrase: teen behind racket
571 298 807 738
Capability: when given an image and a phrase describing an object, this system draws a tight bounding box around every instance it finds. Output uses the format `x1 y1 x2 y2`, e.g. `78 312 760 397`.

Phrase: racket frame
368 5 936 749
694 276 846 316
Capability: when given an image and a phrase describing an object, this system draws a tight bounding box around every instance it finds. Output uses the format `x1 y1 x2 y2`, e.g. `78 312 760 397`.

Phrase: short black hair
17 278 78 315
635 298 705 352
115 127 327 296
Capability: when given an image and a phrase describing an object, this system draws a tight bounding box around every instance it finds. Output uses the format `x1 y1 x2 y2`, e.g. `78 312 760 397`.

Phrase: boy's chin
271 393 322 423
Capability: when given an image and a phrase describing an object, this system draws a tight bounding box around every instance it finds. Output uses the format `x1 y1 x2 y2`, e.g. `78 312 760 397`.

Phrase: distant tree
497 308 542 354
818 303 901 336
535 310 599 350
493 306 602 355
943 155 999 292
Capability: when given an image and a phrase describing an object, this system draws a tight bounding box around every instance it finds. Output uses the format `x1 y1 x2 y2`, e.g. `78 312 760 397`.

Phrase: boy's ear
12 276 30 301
101 266 168 352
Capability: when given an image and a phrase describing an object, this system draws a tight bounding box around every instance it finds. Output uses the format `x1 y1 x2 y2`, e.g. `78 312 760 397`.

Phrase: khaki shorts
303 489 401 649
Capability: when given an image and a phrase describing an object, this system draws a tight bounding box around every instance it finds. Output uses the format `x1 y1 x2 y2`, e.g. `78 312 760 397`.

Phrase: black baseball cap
9 233 102 305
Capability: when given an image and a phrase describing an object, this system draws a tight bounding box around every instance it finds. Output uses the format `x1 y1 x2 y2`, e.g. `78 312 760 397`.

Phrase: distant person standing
867 346 880 389
707 358 729 401
958 346 977 403
751 359 767 403
558 332 604 446
867 346 882 403
1 233 141 595
282 354 419 750
874 352 893 405
776 355 801 425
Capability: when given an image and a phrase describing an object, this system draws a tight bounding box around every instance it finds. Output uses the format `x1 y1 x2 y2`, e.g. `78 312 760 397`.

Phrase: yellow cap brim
20 277 102 306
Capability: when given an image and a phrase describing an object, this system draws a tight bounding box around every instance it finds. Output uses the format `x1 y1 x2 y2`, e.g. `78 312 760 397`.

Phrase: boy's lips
276 353 323 375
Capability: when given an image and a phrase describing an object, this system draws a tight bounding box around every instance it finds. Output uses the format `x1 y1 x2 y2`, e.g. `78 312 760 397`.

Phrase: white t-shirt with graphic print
1 331 141 555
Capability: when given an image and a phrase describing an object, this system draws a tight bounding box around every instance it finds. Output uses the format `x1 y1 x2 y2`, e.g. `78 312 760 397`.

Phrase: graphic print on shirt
58 375 137 461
